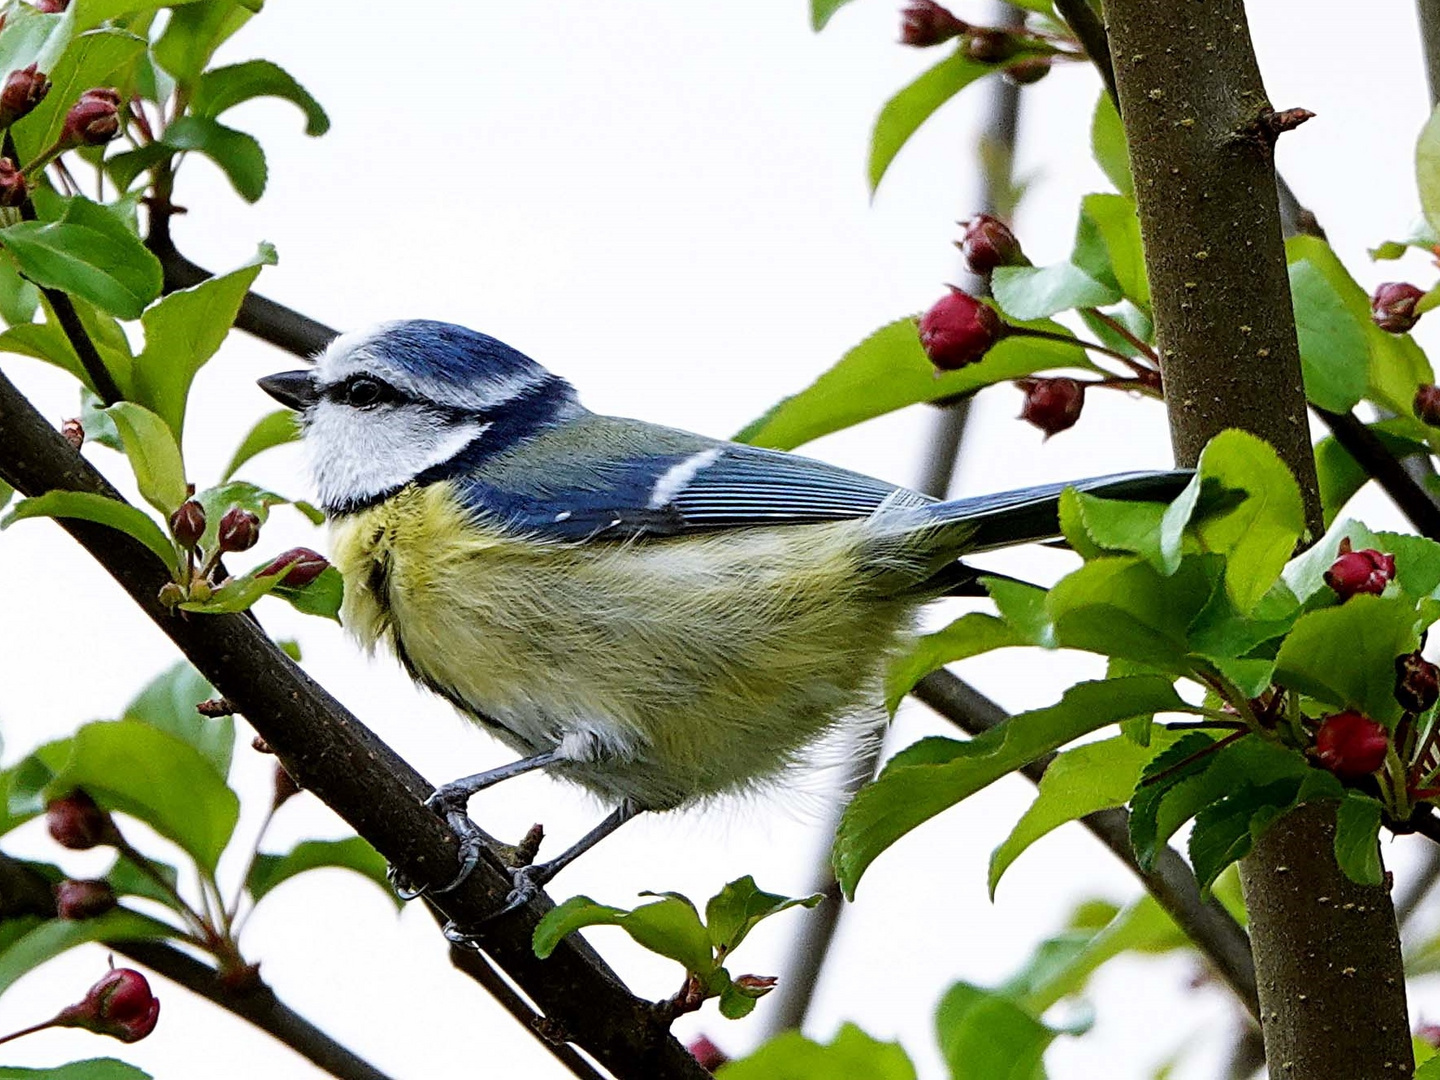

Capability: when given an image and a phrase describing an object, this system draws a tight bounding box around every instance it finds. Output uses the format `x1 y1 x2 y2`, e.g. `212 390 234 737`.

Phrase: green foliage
534 877 820 1019
221 409 300 480
870 53 996 193
0 1061 152 1080
1 490 180 573
1090 92 1132 196
103 401 187 514
720 1024 915 1080
991 262 1118 320
122 660 230 778
246 837 398 908
13 27 148 162
935 981 1055 1079
192 59 330 136
0 909 174 998
1419 102 1440 238
1289 257 1370 412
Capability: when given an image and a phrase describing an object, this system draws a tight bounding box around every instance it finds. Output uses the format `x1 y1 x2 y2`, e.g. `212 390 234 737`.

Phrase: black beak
258 370 319 411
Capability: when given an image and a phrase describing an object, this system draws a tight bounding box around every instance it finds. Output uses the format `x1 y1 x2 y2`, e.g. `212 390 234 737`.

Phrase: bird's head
259 319 581 514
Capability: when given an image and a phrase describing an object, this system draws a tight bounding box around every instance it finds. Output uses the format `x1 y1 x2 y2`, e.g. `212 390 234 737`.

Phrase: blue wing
452 440 921 540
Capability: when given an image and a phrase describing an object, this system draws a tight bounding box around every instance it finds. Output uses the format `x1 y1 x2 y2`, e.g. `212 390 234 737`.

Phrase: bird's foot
385 790 489 901
440 862 555 947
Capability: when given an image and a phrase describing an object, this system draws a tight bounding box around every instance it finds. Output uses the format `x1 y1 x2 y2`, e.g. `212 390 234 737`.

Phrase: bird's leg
388 749 564 900
443 799 644 945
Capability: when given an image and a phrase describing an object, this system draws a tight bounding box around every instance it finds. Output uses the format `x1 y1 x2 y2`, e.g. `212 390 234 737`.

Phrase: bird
258 318 1188 919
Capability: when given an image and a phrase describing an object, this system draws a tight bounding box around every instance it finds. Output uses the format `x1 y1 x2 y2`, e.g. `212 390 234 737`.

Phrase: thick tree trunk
1104 1 1413 1076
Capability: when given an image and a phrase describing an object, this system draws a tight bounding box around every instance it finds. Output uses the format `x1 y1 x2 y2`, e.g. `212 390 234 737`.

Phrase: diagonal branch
1313 407 1440 540
910 670 1260 1021
0 372 707 1080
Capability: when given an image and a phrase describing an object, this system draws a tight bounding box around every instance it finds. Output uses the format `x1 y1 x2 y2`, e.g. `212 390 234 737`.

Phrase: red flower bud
57 967 160 1044
918 287 1004 371
1313 710 1389 780
688 1035 729 1071
1371 282 1425 334
60 416 84 449
1396 651 1440 714
46 790 119 850
1416 384 1440 427
54 878 117 920
731 974 778 997
217 507 260 553
31 0 67 12
1017 377 1085 438
1003 56 1052 86
0 157 27 208
168 499 206 550
0 63 49 127
899 1 967 47
260 546 328 587
1323 540 1395 601
958 213 1023 275
59 87 120 148
964 29 1019 63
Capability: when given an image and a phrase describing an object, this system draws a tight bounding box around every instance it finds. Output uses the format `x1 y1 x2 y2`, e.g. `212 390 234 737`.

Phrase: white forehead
313 321 552 411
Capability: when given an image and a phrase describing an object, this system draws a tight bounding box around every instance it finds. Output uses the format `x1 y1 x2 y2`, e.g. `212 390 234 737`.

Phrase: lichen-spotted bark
1104 1 1412 1076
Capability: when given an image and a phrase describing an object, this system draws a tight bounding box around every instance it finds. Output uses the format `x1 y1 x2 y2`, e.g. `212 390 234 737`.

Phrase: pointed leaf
703 876 822 954
1091 91 1132 196
192 59 328 135
885 613 1022 714
871 53 995 193
1289 258 1370 412
0 909 174 998
222 408 299 480
991 262 1120 320
810 0 858 30
1420 102 1440 237
103 401 187 515
2 490 178 573
122 660 230 779
161 115 267 202
247 837 398 909
1334 790 1383 886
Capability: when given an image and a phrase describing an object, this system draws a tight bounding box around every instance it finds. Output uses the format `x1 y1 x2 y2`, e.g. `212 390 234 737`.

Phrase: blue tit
259 319 1187 912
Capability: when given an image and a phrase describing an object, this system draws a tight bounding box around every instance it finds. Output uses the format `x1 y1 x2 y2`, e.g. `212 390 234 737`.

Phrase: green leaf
934 981 1056 1080
222 408 300 480
0 252 39 325
720 1024 916 1080
1191 429 1307 613
161 115 267 202
1091 92 1132 197
107 852 183 911
192 59 329 136
0 478 11 513
178 556 298 614
103 401 187 515
1061 490 1170 571
1312 427 1429 526
130 243 275 436
989 731 1182 896
122 660 230 779
870 52 997 194
885 613 1023 714
1078 194 1148 309
271 565 343 621
533 893 715 975
1188 779 1297 891
105 142 173 192
46 720 240 874
1289 258 1370 412
0 196 162 320
809 0 857 30
1420 102 1440 238
735 316 1091 450
703 876 822 954
2 490 178 573
834 676 1193 897
152 0 253 87
12 28 147 163
247 837 399 909
1274 595 1424 728
0 1059 153 1080
991 262 1120 321
1416 1059 1440 1080
0 908 174 998
986 577 1055 645
1334 791 1383 886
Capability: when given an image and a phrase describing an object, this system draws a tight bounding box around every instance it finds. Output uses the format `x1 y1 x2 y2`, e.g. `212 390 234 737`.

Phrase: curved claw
431 810 486 895
386 863 429 902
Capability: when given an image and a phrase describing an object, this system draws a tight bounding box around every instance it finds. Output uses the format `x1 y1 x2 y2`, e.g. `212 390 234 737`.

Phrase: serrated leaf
835 676 1193 897
162 115 267 202
247 837 399 909
735 316 1091 450
723 1024 916 1079
1091 91 1132 196
1274 595 1424 727
0 196 162 319
122 660 229 779
1334 791 1383 886
222 408 299 480
703 876 822 954
271 565 343 621
989 731 1181 896
2 490 178 573
1289 258 1370 412
1188 779 1298 891
0 908 174 998
46 720 239 874
935 981 1056 1080
103 401 187 515
192 59 329 136
991 262 1120 321
1079 193 1148 309
885 613 1023 714
1062 490 1170 571
131 243 274 437
870 52 996 193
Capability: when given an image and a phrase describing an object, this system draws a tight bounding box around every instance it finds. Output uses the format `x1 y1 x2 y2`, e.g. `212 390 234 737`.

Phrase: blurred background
1 2 1437 1076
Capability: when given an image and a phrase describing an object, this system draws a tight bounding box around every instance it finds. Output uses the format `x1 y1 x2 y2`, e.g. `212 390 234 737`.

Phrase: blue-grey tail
918 469 1192 553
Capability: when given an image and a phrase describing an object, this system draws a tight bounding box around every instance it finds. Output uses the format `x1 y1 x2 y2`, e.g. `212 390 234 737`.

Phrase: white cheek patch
303 400 488 508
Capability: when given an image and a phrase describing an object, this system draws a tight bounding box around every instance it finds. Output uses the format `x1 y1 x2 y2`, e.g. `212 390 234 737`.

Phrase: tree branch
910 670 1260 1021
1105 1 1411 1076
0 372 707 1080
1313 407 1440 540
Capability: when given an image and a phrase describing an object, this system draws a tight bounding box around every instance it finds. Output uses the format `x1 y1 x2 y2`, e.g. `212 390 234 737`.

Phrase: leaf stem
1083 306 1159 362
1005 323 1148 367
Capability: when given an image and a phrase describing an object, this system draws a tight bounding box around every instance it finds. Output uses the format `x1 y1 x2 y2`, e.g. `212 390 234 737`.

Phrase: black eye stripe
325 375 401 408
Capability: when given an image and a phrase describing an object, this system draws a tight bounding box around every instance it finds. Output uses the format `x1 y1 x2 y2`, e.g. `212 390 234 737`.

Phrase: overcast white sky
2 3 1440 1079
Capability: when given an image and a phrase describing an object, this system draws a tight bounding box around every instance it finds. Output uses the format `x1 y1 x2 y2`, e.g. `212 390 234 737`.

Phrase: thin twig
910 669 1261 1023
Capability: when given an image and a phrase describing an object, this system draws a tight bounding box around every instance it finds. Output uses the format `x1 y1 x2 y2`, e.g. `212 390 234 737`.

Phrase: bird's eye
343 376 385 407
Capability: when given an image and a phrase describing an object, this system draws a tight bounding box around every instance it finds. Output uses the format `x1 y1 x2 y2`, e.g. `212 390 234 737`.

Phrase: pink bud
918 287 1004 371
169 499 206 550
957 213 1022 275
1323 540 1395 600
688 1035 729 1071
0 63 49 127
1313 711 1388 780
59 87 120 148
217 507 260 553
260 546 328 587
1371 282 1425 334
54 879 118 920
898 1 966 47
46 791 119 850
57 968 160 1044
1017 377 1085 438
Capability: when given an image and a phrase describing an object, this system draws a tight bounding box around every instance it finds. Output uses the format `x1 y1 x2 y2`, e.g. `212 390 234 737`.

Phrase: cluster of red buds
161 497 329 609
897 2 1063 84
